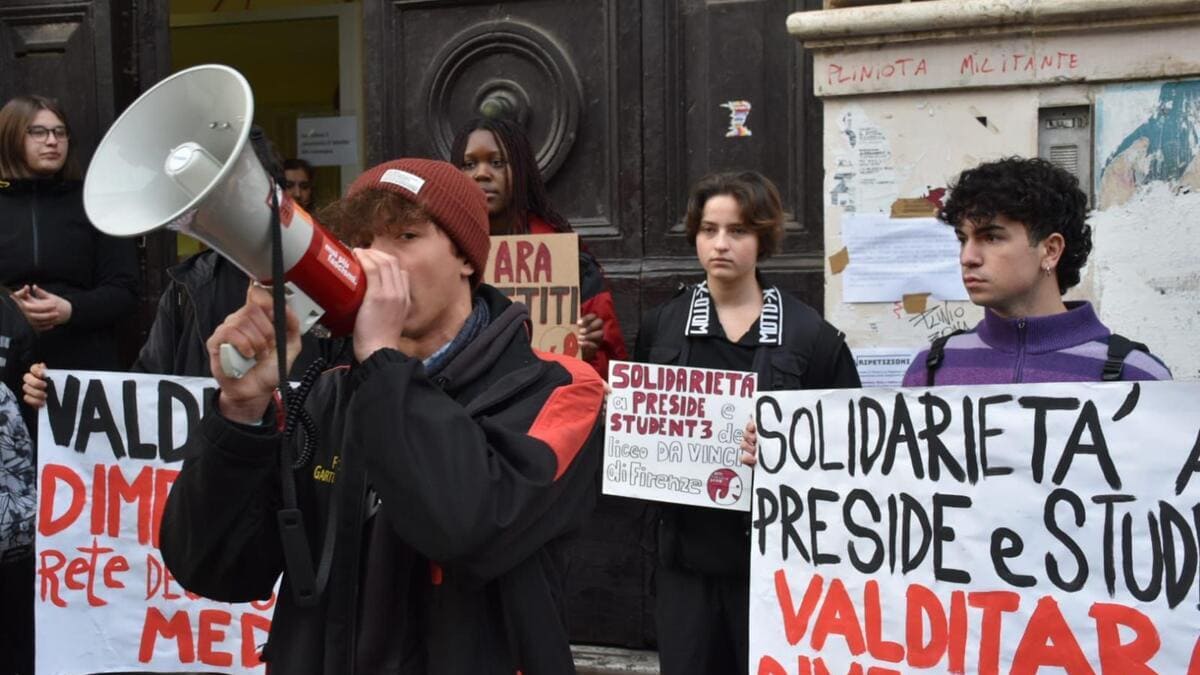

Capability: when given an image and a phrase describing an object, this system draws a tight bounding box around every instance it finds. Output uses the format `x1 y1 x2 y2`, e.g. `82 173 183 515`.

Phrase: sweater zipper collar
1014 318 1027 382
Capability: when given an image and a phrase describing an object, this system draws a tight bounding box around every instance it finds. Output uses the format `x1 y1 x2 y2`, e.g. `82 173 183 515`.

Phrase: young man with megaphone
158 158 606 674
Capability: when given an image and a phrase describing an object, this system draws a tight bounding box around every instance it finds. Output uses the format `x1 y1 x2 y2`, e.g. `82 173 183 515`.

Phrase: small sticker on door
721 100 753 137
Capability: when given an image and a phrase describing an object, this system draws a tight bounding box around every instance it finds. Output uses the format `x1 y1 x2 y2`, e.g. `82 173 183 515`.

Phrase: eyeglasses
27 126 69 142
285 180 312 190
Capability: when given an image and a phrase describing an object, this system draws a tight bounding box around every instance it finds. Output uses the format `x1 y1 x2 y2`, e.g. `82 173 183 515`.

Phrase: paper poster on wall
604 361 756 511
35 371 273 674
297 115 359 167
830 107 897 213
485 233 581 357
851 348 918 388
840 213 967 303
749 381 1200 673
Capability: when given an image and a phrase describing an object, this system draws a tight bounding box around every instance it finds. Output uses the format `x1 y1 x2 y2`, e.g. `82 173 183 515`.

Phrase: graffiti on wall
1096 80 1200 209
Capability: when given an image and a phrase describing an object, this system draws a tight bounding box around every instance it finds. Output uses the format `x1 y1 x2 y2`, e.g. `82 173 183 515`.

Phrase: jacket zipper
30 192 40 268
1014 318 1027 382
173 269 206 355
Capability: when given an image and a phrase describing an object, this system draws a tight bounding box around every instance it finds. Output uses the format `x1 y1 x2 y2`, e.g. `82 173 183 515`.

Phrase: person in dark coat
131 249 347 378
0 94 137 675
159 159 606 674
637 172 860 675
0 94 138 372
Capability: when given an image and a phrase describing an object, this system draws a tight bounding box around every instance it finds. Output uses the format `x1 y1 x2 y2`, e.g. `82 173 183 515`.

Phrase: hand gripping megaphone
84 64 364 378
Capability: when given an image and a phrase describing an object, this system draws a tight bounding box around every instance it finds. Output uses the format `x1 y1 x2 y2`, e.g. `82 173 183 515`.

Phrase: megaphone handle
220 343 257 379
217 284 324 379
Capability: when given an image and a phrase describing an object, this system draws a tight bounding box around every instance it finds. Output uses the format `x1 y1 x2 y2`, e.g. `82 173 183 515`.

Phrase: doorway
169 0 363 260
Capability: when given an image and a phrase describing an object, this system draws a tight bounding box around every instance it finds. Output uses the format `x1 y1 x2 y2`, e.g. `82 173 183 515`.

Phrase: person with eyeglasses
0 95 137 674
0 95 137 374
0 94 137 372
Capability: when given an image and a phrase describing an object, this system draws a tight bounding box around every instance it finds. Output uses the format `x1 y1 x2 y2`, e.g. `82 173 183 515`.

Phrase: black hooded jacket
0 178 137 370
160 285 605 674
133 250 347 378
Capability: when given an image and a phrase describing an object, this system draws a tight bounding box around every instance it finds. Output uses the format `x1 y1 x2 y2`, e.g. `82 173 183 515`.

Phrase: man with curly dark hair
902 156 1171 385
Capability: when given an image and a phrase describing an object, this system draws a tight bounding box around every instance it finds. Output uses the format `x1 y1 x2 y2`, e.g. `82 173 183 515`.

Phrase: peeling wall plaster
824 83 1200 380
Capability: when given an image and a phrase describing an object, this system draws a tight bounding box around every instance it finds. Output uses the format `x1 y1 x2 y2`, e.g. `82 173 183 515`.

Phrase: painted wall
821 77 1200 380
1089 79 1200 379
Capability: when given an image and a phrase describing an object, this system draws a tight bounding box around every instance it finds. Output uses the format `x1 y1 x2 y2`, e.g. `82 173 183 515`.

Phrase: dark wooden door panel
365 0 643 262
0 1 114 167
645 0 823 279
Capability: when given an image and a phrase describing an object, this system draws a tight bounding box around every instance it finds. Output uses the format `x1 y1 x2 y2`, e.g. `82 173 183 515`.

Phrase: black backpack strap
1103 333 1149 381
925 329 968 387
802 322 848 389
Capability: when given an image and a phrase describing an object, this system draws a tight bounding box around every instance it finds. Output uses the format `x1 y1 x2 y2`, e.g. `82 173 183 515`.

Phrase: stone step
572 645 661 675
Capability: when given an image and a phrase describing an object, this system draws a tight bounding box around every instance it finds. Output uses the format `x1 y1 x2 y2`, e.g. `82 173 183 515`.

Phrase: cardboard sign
604 361 757 511
35 371 273 674
485 233 581 356
750 381 1200 673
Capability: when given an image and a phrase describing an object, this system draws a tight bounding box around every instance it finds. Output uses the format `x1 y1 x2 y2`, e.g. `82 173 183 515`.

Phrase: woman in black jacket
0 94 137 371
636 172 860 675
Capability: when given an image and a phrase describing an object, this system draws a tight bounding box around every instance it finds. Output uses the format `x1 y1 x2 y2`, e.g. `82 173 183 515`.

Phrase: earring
1043 265 1053 276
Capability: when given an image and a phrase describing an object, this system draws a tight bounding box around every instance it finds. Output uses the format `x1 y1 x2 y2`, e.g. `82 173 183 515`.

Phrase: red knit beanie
347 158 490 287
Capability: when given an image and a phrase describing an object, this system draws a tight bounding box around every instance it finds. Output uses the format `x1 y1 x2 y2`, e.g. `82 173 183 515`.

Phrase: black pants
655 564 749 675
0 556 34 675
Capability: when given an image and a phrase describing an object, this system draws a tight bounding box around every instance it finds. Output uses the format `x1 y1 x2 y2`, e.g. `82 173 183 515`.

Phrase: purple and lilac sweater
901 301 1172 386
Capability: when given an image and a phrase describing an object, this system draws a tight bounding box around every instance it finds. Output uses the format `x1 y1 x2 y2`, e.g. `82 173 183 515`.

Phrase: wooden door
365 0 823 648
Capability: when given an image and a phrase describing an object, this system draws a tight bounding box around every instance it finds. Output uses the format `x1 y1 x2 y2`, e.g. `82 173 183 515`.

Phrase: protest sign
749 381 1200 674
604 360 757 511
485 233 581 356
36 371 273 674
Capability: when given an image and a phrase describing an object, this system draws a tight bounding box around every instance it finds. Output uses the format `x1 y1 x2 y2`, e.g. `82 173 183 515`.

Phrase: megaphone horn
84 64 365 378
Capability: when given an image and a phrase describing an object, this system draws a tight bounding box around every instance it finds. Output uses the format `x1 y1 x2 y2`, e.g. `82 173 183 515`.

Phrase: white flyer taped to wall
841 214 968 303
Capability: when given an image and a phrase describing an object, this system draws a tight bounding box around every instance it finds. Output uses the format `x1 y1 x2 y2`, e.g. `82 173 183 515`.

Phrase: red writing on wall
827 59 929 86
960 51 1080 76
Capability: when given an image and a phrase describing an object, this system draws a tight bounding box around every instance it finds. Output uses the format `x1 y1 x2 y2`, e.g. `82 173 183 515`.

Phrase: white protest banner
604 360 756 511
750 381 1200 674
36 370 274 674
485 233 581 356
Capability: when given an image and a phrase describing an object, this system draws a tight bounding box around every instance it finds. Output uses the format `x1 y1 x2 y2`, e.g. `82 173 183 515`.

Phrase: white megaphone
84 64 365 378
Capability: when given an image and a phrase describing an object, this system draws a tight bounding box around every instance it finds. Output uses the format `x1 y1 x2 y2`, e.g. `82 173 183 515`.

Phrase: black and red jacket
160 286 605 674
